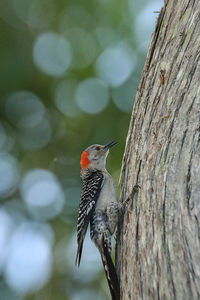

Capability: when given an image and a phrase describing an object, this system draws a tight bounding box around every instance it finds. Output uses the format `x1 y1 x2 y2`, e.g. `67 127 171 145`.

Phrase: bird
75 141 120 300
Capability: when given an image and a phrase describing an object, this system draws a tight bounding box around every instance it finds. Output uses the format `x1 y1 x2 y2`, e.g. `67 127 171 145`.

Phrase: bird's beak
103 141 117 151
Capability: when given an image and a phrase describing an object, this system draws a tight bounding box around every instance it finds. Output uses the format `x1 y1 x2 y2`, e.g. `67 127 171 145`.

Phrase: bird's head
80 141 117 171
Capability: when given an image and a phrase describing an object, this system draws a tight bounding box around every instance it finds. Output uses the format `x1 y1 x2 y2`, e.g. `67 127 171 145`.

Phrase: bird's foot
119 184 141 212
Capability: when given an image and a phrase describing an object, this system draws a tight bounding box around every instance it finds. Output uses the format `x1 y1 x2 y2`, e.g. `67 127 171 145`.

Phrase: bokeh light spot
18 118 52 150
0 123 15 152
66 233 102 282
134 0 163 52
95 27 120 49
33 32 72 76
64 28 97 69
4 222 52 294
59 5 94 31
95 44 136 87
55 79 81 118
5 91 45 128
0 210 13 271
75 78 110 114
12 0 55 29
0 154 20 198
21 169 65 220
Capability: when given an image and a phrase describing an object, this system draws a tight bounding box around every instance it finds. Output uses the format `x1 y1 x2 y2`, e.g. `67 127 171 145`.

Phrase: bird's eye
95 146 100 151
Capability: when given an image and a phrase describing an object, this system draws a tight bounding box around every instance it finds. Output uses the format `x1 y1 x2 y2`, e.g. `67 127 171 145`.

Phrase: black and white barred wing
75 170 104 266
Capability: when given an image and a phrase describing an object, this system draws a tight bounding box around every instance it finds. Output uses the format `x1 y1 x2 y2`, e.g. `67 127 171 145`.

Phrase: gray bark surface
116 0 200 299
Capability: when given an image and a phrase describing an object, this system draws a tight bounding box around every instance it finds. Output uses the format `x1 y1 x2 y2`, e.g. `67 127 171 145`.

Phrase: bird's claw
120 184 141 212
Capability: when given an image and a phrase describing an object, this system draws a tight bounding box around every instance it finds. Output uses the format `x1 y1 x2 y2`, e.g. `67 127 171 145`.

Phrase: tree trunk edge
116 0 200 299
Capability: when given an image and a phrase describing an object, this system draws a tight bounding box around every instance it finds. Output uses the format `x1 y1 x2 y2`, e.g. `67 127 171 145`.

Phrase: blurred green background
0 0 163 299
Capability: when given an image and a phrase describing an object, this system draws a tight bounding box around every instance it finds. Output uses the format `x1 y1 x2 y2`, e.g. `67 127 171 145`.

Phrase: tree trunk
116 0 200 299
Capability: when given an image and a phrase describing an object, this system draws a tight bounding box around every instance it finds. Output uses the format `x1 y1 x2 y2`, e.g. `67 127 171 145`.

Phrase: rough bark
116 0 200 299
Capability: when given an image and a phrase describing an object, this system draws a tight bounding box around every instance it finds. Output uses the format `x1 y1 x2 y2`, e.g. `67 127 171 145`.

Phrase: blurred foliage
0 0 163 299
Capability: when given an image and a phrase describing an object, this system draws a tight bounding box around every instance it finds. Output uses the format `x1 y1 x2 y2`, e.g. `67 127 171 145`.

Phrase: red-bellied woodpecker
75 141 120 300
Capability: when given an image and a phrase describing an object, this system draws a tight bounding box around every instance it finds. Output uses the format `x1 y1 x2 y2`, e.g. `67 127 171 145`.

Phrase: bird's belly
95 180 117 211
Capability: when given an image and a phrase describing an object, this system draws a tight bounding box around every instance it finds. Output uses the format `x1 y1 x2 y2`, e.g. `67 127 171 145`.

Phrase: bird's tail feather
101 237 120 300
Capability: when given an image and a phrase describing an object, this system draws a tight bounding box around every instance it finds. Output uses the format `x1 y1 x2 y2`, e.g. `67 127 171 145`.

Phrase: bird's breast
95 175 117 211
